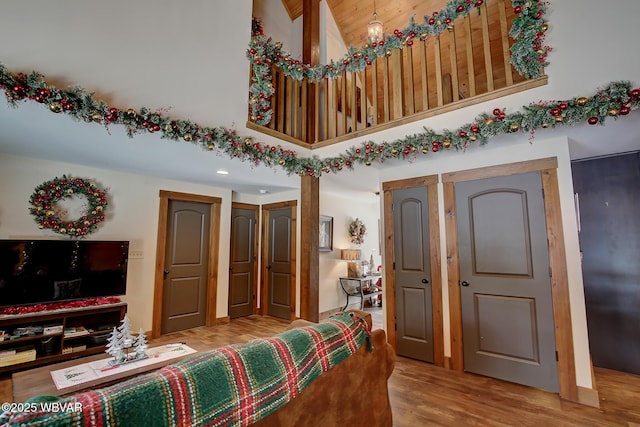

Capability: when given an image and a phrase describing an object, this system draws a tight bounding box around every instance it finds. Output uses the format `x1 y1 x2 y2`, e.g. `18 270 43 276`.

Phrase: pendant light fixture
367 0 383 43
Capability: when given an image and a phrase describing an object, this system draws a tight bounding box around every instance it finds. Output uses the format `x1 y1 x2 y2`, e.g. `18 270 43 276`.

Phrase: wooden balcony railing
247 0 548 148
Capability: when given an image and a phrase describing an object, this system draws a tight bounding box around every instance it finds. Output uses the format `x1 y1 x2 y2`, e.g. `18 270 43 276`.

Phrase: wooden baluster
382 56 390 122
349 71 357 131
434 38 444 107
420 39 429 112
464 16 476 98
360 69 367 128
480 2 495 91
371 59 379 125
406 45 415 115
293 79 300 139
313 81 320 143
449 27 460 103
286 76 294 136
340 72 347 135
323 79 329 141
498 0 514 87
331 78 338 138
303 80 310 141
277 70 285 133
390 48 404 119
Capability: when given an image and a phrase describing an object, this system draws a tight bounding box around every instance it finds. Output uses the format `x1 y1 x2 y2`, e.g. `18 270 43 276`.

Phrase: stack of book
63 326 89 338
0 346 36 367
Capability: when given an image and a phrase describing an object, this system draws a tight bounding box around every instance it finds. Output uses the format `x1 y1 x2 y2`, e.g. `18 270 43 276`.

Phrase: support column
300 174 319 322
303 0 319 143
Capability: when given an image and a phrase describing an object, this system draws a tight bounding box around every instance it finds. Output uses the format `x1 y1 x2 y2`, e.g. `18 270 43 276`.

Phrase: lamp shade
340 249 361 261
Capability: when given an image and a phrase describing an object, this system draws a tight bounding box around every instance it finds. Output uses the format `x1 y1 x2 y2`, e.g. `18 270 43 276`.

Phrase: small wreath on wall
29 175 109 238
348 218 367 245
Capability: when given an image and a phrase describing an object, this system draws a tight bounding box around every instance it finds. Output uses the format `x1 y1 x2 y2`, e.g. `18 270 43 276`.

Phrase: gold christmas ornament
48 102 62 113
183 133 193 142
422 148 429 154
469 135 477 141
484 117 494 125
244 138 253 145
164 124 173 132
607 108 619 116
576 97 589 107
541 23 549 32
279 158 286 165
541 122 549 128
207 143 215 150
443 139 452 149
509 123 520 132
554 116 564 123
92 112 102 122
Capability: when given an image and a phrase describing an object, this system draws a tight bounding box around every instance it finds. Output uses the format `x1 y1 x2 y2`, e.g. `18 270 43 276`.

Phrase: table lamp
341 249 362 278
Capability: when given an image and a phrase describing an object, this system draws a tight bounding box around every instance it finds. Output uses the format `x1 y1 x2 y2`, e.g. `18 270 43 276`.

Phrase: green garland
0 64 638 178
29 175 108 237
247 0 551 125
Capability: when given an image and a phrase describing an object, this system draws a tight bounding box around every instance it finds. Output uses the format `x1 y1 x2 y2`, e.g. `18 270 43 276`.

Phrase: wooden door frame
442 157 578 403
230 202 260 316
382 175 445 368
260 200 297 321
151 190 222 338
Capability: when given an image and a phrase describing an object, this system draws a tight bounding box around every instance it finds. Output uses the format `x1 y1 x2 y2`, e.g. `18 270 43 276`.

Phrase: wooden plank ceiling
281 0 449 51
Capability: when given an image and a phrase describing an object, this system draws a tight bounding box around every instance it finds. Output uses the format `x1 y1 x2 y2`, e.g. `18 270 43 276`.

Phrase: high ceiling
283 0 447 49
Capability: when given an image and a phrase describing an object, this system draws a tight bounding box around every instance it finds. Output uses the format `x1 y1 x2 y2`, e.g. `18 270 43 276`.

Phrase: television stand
0 302 127 375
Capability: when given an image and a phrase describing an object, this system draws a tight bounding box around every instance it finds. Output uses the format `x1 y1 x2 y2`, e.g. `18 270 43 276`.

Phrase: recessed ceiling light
259 189 268 194
216 170 229 175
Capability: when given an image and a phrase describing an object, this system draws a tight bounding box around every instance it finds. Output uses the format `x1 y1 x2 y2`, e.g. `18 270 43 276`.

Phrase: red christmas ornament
620 106 631 115
550 108 561 117
492 108 502 116
514 6 522 13
471 125 480 133
459 131 467 138
428 18 435 25
587 117 599 125
456 5 465 12
475 0 483 6
558 102 568 110
630 88 640 98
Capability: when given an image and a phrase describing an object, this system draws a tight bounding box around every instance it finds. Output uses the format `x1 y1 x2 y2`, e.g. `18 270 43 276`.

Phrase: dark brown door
229 206 257 319
572 153 640 375
393 187 433 362
266 206 293 320
456 172 558 392
162 200 210 334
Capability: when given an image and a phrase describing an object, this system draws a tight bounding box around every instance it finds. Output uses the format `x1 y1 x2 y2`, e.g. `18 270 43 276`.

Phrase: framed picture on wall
319 215 333 252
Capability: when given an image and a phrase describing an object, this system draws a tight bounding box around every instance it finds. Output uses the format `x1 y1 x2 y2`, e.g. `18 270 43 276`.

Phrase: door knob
421 278 429 284
163 270 170 276
460 280 470 287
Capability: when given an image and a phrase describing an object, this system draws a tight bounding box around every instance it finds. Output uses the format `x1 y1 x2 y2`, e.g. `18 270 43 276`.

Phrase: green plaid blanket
0 312 370 427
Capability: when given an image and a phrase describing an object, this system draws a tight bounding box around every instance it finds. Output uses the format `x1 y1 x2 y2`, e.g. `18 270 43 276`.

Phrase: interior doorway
261 201 297 321
152 191 221 338
229 203 258 319
572 152 640 375
443 157 578 402
382 175 444 367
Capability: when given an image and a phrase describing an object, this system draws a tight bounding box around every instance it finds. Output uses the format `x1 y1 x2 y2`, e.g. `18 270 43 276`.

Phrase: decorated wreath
348 218 367 245
29 175 109 237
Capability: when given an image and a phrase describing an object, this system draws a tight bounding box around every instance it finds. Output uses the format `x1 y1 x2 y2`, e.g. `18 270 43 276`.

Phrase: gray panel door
229 207 256 319
393 187 433 362
267 207 292 320
162 200 210 334
456 172 558 392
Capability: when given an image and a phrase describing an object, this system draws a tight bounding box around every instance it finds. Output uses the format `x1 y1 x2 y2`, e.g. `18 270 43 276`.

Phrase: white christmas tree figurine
106 315 148 365
134 328 148 358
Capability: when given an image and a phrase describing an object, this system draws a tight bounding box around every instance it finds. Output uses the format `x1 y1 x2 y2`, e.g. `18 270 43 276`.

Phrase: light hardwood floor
1 312 639 426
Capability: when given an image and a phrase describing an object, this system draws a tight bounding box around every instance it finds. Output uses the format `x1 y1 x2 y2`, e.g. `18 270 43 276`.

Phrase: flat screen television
0 240 129 308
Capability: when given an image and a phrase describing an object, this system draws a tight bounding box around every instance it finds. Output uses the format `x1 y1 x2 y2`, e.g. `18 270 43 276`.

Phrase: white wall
0 153 234 333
